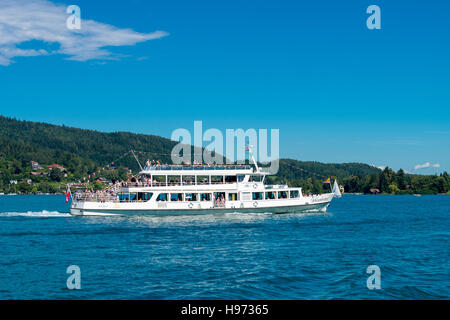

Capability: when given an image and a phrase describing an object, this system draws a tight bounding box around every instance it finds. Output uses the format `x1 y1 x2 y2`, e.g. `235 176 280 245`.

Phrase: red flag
65 185 71 203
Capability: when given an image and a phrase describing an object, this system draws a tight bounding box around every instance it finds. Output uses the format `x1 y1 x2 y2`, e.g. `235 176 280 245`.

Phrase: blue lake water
0 195 448 299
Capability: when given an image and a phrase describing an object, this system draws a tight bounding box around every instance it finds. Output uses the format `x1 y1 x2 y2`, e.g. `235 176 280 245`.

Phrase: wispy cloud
369 164 386 170
414 162 441 170
0 0 168 66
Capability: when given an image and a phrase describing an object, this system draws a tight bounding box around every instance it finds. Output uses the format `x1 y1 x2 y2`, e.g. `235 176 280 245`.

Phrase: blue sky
0 0 449 174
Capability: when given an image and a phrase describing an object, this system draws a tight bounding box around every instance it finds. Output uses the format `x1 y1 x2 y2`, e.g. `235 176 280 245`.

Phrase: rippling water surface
0 195 448 299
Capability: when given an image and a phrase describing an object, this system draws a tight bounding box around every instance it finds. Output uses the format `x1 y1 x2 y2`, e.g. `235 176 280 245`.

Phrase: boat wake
0 210 72 217
88 210 331 228
224 211 273 216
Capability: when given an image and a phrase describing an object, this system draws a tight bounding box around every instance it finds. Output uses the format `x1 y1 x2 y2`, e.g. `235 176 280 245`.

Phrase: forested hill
0 115 177 175
277 159 380 180
0 115 378 177
1 115 448 194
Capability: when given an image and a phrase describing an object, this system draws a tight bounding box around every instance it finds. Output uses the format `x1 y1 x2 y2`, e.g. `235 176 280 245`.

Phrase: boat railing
142 164 251 171
73 193 148 203
74 193 117 203
120 181 236 188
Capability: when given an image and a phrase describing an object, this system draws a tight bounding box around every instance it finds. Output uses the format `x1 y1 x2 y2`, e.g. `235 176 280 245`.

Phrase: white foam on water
224 211 273 216
0 210 72 217
100 211 276 228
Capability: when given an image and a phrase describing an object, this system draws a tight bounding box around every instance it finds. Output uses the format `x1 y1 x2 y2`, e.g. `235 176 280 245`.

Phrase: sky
0 0 449 174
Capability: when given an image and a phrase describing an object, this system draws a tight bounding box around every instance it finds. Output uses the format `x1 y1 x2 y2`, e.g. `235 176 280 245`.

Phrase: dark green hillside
0 115 178 192
276 159 380 180
0 115 176 173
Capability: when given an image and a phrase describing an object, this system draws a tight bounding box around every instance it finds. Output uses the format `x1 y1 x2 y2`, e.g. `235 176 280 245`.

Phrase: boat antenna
246 145 260 172
131 150 144 172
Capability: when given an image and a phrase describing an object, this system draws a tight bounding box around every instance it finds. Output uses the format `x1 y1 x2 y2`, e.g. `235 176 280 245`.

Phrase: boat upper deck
141 164 255 175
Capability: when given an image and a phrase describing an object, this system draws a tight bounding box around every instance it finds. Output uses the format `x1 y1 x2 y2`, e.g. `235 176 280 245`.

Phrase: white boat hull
70 194 333 216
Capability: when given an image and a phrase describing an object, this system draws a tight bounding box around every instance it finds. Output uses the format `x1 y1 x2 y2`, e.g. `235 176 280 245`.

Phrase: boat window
278 191 288 199
156 193 168 201
118 193 132 202
225 176 237 183
168 176 181 186
290 190 299 198
200 193 211 201
252 192 263 200
196 175 209 185
137 192 153 201
228 193 238 201
152 175 166 186
249 175 262 182
265 192 276 200
182 175 195 185
241 192 251 201
211 175 223 184
237 175 245 182
129 193 137 201
170 193 183 201
185 193 198 201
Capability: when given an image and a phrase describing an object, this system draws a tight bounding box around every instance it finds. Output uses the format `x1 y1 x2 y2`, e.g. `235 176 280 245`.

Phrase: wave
106 210 331 229
0 210 71 217
224 211 273 216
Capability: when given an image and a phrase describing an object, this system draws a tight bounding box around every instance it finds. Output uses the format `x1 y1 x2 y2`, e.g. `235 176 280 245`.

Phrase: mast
131 150 144 172
246 145 260 172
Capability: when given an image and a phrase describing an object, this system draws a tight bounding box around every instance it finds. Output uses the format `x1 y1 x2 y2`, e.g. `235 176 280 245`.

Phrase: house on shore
96 177 111 185
48 164 65 171
31 161 43 170
30 171 49 176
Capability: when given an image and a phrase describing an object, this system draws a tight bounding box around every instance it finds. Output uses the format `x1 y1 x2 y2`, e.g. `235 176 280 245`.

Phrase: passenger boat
69 158 338 216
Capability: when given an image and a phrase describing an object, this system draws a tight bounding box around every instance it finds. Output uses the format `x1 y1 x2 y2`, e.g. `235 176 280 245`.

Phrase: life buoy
253 201 258 207
188 202 193 209
253 183 258 189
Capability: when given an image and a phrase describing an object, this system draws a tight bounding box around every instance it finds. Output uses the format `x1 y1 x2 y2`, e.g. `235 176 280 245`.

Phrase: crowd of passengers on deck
143 159 250 169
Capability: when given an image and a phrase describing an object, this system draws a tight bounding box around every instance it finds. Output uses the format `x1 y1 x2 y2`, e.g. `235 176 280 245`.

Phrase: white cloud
414 162 440 170
370 164 386 170
0 0 168 66
414 162 431 170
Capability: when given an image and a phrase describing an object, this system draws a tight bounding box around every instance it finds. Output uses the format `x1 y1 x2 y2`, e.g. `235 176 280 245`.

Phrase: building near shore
31 161 43 170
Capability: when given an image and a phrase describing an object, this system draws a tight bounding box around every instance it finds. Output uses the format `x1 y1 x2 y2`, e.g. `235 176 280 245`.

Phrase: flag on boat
332 180 342 198
324 178 330 184
245 145 253 156
65 185 71 203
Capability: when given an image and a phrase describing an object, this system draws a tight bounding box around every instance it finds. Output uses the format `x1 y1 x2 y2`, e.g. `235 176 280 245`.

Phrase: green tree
396 169 407 190
49 168 62 182
389 183 400 194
